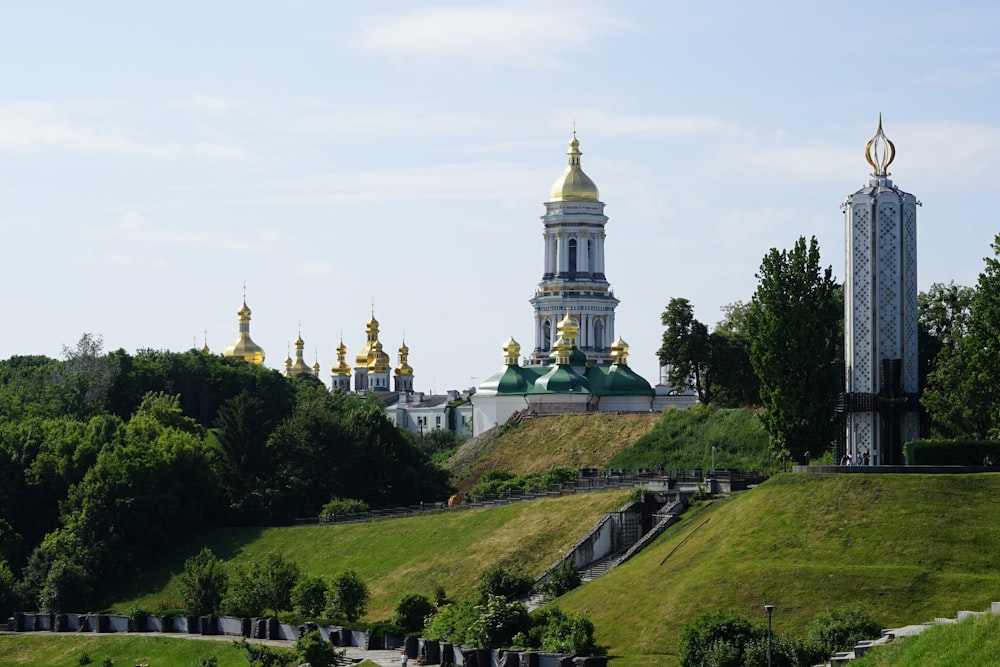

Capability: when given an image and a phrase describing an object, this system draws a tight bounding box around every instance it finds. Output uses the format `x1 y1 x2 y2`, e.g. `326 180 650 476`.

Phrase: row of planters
6 612 606 667
6 611 403 647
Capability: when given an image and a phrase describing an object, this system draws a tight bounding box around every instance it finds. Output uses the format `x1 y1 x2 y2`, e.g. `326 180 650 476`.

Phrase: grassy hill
110 489 635 619
551 473 1000 667
445 407 776 494
9 474 1000 667
446 413 661 492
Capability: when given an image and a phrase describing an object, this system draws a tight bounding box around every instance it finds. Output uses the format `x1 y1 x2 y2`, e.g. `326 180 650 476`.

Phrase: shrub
394 593 437 634
319 497 370 522
422 601 479 644
178 547 228 615
326 570 369 622
678 611 765 667
466 595 530 649
477 565 533 603
539 559 581 598
528 607 599 655
296 630 342 667
222 553 301 617
805 604 882 657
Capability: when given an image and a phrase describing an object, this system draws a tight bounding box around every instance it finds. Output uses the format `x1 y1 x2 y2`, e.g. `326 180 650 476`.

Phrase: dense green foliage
222 553 301 617
470 466 578 498
476 565 534 602
607 405 773 473
393 593 437 634
326 569 370 622
539 558 581 598
903 439 1000 465
178 547 229 615
0 343 451 613
746 236 841 462
657 298 761 408
679 604 881 667
319 497 371 522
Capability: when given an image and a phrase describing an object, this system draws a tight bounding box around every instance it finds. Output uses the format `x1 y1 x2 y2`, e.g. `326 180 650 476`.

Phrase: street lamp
764 605 775 667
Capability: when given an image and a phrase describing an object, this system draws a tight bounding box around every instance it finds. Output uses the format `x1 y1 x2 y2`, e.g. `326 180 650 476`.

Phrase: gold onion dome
222 299 265 365
549 133 600 202
611 337 630 365
503 337 521 365
395 341 414 376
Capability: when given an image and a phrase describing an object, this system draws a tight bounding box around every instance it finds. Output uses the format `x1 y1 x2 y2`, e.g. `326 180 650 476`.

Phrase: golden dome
549 134 599 202
222 298 265 365
503 337 521 366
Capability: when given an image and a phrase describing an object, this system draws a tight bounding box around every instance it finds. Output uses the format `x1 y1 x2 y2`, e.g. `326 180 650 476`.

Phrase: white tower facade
842 118 919 465
528 134 619 365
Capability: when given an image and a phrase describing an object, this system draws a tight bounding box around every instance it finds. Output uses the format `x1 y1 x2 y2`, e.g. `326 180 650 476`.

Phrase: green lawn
0 634 277 667
550 473 1000 667
853 613 1000 666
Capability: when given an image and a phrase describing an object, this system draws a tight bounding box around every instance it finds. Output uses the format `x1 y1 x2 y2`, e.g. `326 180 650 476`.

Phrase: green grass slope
853 613 1000 666
446 407 776 495
446 413 660 492
551 473 1000 667
111 490 633 619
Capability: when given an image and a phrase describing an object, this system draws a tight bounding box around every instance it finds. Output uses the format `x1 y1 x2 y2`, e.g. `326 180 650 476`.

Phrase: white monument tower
528 133 619 365
841 117 920 465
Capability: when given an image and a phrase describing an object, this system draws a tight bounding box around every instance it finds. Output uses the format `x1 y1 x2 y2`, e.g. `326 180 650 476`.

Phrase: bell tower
528 134 619 366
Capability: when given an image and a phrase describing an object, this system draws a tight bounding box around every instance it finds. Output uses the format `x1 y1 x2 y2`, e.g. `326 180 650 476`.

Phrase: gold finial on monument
865 114 896 177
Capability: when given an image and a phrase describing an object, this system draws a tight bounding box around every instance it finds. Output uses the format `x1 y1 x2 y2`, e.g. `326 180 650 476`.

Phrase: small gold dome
549 134 599 202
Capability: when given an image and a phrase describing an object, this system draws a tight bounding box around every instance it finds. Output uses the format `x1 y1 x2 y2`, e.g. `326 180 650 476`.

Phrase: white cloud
356 4 626 66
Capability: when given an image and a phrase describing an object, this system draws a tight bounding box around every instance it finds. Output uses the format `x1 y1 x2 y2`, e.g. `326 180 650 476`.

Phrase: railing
294 468 766 526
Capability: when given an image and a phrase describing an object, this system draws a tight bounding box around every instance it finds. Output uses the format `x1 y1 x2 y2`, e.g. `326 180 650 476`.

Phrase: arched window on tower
568 239 577 278
594 320 605 352
587 239 593 275
542 319 552 351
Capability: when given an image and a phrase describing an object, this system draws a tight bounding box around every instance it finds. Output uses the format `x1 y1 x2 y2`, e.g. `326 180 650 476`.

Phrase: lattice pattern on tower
902 206 919 392
851 206 873 391
876 205 901 359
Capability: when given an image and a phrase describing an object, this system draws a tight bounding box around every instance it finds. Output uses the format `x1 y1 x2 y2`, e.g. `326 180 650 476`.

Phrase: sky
2 1 999 393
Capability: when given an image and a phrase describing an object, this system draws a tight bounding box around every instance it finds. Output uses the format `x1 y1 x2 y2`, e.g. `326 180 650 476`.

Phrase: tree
658 298 711 403
710 301 762 407
222 553 300 617
291 575 328 618
678 611 765 667
178 547 228 615
746 236 841 462
966 234 1000 439
476 565 534 603
326 570 369 622
393 593 437 634
918 282 983 438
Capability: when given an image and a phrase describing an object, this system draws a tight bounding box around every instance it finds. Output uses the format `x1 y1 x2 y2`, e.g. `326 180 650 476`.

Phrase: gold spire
549 132 600 202
865 114 896 177
222 295 265 365
313 352 321 377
